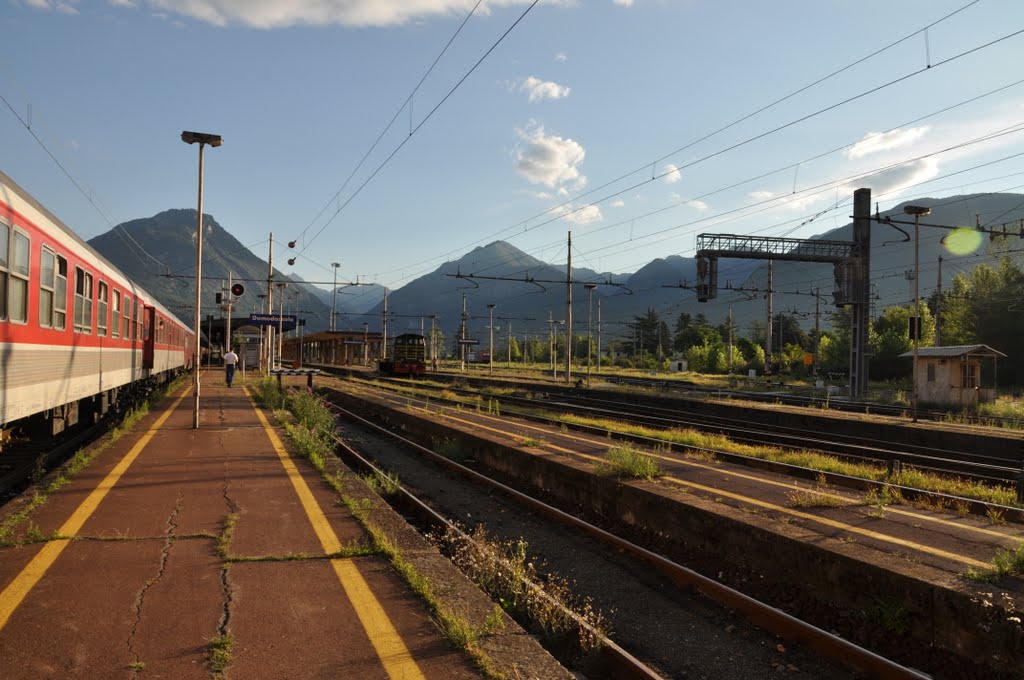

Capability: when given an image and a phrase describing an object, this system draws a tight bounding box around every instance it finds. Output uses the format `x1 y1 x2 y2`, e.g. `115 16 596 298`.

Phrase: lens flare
943 228 984 256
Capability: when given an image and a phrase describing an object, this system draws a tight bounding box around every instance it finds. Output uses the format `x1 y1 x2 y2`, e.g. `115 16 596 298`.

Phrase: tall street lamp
487 303 496 375
904 204 931 423
181 130 223 429
363 322 369 366
584 283 597 380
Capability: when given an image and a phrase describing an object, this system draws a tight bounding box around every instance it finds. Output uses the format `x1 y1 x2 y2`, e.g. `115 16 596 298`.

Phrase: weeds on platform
787 475 845 508
595 445 662 481
964 543 1024 583
207 634 233 675
267 390 510 678
0 377 183 546
438 525 608 659
361 469 401 496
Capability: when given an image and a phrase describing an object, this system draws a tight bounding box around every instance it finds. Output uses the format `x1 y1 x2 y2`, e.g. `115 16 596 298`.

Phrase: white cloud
688 200 708 211
613 0 634 5
556 204 603 225
849 158 940 196
610 199 625 208
110 0 138 7
56 2 78 14
520 76 570 103
750 190 774 200
513 123 588 189
554 52 568 62
663 163 681 184
847 127 929 159
113 0 540 28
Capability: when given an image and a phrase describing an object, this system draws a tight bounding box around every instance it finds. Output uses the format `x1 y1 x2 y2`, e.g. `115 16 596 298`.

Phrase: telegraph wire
294 0 485 249
300 0 541 253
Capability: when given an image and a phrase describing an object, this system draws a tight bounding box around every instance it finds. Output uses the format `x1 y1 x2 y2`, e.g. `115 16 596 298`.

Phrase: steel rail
325 387 931 680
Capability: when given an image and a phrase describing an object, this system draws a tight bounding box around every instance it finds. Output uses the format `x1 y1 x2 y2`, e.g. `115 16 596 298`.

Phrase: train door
142 306 155 369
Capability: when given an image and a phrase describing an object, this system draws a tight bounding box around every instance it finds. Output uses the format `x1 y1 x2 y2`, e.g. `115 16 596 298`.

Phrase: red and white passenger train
1 170 194 436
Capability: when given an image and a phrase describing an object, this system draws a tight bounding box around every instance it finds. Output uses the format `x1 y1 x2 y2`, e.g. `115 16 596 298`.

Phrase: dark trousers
225 364 236 386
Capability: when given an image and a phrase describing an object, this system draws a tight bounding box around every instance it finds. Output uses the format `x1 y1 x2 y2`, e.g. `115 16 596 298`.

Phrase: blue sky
3 0 1024 299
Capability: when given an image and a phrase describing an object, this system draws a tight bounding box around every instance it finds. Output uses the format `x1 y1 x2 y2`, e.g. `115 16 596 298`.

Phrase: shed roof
899 344 1006 359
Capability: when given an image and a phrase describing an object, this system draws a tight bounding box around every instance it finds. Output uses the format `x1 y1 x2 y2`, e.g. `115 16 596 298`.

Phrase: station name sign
249 314 297 326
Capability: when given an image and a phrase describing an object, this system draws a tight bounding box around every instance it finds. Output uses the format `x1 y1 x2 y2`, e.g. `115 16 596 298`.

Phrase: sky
4 0 1024 309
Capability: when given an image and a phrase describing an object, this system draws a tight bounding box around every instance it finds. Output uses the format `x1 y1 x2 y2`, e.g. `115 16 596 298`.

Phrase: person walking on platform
223 346 239 387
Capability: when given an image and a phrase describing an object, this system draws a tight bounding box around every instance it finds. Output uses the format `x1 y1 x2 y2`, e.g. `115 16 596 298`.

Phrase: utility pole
487 303 496 375
266 233 274 373
382 288 388 361
565 231 572 383
935 255 943 346
728 305 734 375
814 288 821 377
597 298 602 373
766 259 773 375
225 270 233 357
507 319 513 369
460 292 468 371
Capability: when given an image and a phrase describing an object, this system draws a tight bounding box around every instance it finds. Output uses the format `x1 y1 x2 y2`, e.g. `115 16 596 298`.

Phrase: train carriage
1 170 194 435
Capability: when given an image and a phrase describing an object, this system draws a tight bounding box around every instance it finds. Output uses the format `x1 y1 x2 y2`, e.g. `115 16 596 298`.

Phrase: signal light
231 283 245 296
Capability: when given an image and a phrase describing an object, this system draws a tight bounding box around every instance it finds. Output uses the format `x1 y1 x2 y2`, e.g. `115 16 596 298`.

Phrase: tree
871 304 935 380
630 308 670 358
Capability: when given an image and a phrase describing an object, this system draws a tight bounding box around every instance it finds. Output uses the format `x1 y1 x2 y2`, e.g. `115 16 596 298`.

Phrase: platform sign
457 339 480 345
249 314 297 327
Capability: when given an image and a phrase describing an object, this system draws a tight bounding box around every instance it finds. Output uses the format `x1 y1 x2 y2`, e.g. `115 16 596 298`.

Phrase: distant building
899 345 1006 406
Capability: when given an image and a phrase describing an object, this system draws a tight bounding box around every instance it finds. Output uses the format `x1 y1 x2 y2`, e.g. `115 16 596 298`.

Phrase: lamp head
181 131 223 147
903 205 931 217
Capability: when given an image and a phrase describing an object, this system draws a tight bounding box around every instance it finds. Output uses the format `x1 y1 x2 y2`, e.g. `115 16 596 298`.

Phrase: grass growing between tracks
0 377 186 547
345 375 1021 508
595 445 663 480
550 412 1019 508
964 543 1024 583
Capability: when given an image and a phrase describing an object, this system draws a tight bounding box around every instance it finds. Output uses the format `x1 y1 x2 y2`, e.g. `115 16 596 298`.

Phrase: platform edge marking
244 387 427 680
0 386 190 630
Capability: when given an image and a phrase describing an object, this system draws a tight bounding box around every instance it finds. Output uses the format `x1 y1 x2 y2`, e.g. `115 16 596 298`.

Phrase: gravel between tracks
337 416 860 680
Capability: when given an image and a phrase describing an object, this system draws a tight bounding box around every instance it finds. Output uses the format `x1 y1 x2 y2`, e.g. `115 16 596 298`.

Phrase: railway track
336 372 1024 518
319 384 931 680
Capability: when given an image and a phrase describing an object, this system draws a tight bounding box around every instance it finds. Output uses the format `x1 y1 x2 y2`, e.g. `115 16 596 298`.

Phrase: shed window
926 363 935 382
961 363 978 389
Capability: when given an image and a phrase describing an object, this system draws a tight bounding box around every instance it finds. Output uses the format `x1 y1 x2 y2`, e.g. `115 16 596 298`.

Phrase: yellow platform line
245 388 426 680
0 386 191 631
417 402 994 570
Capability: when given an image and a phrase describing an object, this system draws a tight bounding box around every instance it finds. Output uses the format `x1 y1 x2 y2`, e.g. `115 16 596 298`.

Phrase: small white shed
899 344 1006 406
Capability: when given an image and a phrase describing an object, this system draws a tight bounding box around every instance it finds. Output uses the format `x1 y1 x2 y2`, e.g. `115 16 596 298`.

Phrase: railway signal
231 283 245 297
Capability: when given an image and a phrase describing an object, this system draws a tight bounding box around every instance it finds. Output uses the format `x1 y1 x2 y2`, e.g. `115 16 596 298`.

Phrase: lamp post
181 130 223 429
363 322 369 366
487 304 496 375
331 262 340 365
584 283 597 380
275 282 287 367
904 205 931 423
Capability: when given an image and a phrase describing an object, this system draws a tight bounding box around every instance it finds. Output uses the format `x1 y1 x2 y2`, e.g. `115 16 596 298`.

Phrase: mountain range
87 193 1024 345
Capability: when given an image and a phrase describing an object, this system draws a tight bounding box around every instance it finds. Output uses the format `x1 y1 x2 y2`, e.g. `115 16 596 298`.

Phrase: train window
97 282 108 336
123 295 131 339
132 298 139 340
54 255 67 330
112 290 121 338
39 248 55 327
0 220 7 321
73 267 93 333
8 228 30 324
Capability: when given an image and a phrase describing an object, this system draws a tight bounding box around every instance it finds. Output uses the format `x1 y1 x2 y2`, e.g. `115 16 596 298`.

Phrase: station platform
0 376 556 679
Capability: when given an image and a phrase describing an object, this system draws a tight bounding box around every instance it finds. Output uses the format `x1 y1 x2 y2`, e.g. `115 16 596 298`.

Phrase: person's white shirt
224 351 239 365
